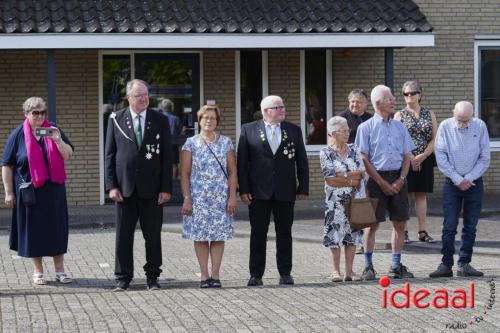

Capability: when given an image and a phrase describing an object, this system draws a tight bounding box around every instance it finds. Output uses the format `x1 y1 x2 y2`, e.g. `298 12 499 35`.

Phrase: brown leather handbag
345 184 378 230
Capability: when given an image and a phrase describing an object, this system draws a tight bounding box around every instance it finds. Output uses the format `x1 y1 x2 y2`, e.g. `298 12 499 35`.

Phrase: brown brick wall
203 51 236 142
0 50 99 206
394 0 500 192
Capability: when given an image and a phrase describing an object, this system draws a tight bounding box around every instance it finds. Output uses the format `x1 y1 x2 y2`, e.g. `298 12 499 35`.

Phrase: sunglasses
403 91 420 97
31 110 47 116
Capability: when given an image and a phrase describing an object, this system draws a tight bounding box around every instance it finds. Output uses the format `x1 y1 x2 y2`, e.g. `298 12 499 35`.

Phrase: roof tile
0 0 432 34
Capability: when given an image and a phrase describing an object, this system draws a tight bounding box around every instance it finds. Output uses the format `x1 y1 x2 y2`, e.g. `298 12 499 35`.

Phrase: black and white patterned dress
399 107 435 192
319 144 365 248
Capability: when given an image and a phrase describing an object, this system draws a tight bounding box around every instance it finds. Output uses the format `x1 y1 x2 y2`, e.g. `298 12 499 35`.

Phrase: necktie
269 125 280 154
135 114 142 148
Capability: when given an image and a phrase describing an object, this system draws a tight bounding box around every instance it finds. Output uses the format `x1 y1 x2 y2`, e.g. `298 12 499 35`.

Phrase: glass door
101 52 200 204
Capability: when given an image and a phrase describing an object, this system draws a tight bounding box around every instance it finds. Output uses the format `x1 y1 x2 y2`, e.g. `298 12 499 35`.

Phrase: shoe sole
457 271 483 277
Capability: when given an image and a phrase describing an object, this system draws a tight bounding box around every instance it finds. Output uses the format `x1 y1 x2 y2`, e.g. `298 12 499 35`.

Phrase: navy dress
2 124 73 257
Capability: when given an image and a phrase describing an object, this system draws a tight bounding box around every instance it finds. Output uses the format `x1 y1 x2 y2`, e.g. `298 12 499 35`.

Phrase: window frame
474 38 500 151
300 49 333 154
235 50 268 145
98 50 204 204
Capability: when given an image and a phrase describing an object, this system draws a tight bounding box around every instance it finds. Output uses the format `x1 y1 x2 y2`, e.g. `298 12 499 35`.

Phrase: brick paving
0 217 499 332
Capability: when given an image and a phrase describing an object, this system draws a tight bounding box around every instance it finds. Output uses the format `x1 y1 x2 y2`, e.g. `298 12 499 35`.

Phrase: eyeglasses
334 129 351 134
267 106 286 111
130 93 148 99
30 110 47 116
202 116 217 121
403 91 420 97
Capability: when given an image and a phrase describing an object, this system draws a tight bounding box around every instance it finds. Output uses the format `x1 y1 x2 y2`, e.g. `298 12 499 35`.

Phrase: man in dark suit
237 95 309 286
105 79 172 291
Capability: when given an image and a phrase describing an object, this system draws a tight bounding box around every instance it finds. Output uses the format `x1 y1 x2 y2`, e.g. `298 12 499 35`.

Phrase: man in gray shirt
430 101 490 278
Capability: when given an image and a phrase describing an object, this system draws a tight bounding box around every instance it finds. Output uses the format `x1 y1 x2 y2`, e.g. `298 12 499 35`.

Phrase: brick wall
395 0 500 193
203 51 236 142
0 50 99 206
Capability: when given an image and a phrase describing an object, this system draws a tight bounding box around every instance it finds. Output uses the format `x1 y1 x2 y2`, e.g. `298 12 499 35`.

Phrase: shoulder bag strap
203 139 228 180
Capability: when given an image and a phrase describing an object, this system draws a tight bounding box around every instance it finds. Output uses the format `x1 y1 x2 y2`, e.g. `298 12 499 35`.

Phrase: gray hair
158 98 174 113
260 95 283 112
401 80 423 102
23 97 46 113
348 89 368 102
370 85 391 110
327 116 348 135
126 79 149 96
401 80 422 95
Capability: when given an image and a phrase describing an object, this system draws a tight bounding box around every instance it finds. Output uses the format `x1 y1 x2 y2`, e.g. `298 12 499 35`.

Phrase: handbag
19 176 36 206
345 182 378 230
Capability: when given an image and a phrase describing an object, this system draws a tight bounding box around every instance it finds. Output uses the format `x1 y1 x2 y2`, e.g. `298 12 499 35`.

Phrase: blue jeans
441 178 483 268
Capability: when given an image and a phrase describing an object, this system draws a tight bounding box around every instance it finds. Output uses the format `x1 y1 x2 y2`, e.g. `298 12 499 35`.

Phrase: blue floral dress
320 144 365 248
182 134 234 241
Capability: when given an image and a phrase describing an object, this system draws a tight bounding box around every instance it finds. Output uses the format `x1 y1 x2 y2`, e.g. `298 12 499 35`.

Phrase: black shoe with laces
388 263 414 279
113 280 130 292
279 275 294 285
147 278 161 290
247 276 263 286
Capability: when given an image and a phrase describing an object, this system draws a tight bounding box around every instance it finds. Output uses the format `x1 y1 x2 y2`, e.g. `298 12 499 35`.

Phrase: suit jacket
105 108 173 199
237 120 309 202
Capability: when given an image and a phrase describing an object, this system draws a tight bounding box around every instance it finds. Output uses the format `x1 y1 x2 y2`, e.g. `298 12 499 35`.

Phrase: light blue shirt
263 120 282 143
354 113 415 171
435 117 490 185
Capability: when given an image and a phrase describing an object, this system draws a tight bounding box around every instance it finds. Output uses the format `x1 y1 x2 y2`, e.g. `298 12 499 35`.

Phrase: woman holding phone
320 116 365 282
2 97 74 285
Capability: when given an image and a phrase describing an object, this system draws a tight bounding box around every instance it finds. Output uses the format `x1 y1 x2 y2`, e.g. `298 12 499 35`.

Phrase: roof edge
0 33 435 50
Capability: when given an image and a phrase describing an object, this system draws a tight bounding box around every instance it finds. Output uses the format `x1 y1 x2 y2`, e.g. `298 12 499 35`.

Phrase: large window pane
305 50 326 145
481 49 500 139
241 51 262 124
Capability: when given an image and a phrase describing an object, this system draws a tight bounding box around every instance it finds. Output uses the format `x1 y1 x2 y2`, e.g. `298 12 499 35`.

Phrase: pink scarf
23 119 66 188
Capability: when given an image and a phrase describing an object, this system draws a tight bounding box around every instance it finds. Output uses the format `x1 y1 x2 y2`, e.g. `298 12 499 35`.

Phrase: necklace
201 131 217 144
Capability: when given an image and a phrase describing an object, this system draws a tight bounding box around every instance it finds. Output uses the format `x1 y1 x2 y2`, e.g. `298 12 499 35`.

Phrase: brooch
145 143 160 159
282 129 288 142
259 128 266 142
283 141 295 159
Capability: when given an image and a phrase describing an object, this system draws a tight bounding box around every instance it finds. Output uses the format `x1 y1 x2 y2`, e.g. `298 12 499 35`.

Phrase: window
240 51 263 124
479 48 500 139
300 50 332 151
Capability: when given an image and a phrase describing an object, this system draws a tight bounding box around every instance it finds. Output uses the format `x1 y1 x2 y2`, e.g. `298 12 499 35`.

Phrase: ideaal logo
379 276 496 329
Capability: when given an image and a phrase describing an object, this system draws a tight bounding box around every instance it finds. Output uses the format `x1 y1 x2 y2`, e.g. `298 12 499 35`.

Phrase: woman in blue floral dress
320 116 365 282
180 105 237 288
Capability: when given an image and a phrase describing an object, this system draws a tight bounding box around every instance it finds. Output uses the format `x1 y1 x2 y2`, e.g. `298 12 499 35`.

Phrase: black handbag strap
203 138 228 180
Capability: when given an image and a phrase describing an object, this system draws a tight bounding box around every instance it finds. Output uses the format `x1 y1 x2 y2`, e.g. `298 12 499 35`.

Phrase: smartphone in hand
35 128 54 137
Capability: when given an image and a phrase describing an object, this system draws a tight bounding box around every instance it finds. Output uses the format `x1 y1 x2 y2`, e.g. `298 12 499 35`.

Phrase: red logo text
379 276 475 309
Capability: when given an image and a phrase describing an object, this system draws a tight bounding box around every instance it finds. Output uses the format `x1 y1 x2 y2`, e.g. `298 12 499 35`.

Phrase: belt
377 170 400 176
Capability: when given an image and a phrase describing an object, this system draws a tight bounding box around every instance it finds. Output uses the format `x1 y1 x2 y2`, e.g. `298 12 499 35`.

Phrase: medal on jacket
259 128 266 141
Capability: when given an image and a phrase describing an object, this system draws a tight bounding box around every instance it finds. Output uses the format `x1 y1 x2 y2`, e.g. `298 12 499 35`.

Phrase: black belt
377 170 400 176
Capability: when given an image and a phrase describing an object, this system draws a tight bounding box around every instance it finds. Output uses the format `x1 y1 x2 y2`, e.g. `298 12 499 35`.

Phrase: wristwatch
400 176 406 181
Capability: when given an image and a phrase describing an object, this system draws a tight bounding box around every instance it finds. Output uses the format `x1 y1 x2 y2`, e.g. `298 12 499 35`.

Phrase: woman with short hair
320 116 365 282
180 105 237 288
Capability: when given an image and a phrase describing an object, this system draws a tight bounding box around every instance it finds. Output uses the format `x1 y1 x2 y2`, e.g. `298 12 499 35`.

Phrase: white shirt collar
129 108 147 120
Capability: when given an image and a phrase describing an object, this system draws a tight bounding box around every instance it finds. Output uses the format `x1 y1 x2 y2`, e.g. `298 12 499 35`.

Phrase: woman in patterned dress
180 105 237 288
395 81 438 243
320 116 365 282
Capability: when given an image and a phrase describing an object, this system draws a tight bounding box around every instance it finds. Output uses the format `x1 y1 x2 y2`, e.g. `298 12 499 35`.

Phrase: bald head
453 101 474 128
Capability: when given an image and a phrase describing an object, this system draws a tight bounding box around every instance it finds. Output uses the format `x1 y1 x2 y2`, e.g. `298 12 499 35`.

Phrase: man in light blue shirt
430 101 490 278
355 85 415 280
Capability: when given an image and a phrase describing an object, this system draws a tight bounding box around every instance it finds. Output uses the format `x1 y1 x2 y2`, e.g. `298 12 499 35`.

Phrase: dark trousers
115 191 163 282
249 199 294 278
441 178 483 268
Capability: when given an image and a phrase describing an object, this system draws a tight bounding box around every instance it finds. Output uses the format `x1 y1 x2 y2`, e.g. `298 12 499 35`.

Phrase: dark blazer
237 120 309 202
105 108 172 199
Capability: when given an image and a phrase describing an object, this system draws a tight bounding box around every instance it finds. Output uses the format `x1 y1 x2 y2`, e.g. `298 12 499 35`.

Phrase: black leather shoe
113 280 130 292
279 275 294 285
247 276 263 286
147 278 161 290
